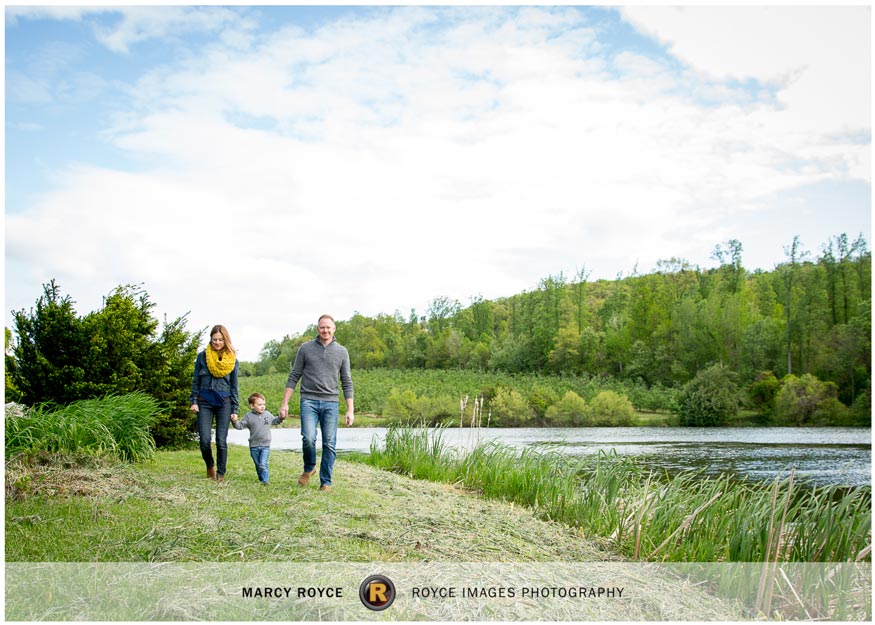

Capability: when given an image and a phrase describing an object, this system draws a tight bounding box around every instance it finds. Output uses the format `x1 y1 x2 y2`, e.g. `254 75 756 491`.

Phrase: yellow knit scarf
205 344 236 378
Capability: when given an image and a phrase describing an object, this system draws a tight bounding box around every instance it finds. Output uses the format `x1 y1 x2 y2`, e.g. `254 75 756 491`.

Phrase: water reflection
228 426 871 488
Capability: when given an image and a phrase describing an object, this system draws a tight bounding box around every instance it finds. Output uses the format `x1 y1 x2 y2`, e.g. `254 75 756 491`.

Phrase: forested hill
246 235 870 408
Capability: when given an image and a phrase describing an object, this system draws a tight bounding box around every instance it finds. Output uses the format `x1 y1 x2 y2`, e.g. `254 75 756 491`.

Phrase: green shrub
678 365 740 427
813 397 852 425
748 371 780 416
774 374 850 426
415 394 459 424
5 328 23 402
545 391 588 425
8 281 199 448
851 389 870 425
527 384 559 419
383 388 418 419
489 387 534 425
382 388 457 425
587 390 634 426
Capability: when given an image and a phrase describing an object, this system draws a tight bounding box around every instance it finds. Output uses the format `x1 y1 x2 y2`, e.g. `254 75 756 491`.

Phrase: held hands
279 404 289 419
190 404 199 413
345 411 355 426
230 414 238 423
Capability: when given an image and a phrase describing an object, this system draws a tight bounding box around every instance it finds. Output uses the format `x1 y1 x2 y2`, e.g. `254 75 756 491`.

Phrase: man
279 314 354 492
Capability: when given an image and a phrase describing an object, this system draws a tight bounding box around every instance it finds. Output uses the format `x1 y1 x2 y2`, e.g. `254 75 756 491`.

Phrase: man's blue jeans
197 398 231 477
300 399 338 486
249 446 271 483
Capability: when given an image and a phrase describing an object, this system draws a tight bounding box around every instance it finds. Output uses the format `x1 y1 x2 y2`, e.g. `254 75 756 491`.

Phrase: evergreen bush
8 281 199 448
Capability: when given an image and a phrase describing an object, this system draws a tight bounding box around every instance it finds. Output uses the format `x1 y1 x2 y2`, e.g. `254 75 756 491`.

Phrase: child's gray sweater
232 410 282 447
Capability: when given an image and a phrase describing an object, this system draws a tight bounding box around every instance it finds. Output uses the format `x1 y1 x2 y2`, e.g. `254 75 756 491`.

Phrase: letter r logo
359 575 396 611
369 583 388 603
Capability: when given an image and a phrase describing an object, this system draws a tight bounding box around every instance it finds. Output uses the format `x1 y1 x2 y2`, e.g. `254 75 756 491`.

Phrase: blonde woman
190 325 239 481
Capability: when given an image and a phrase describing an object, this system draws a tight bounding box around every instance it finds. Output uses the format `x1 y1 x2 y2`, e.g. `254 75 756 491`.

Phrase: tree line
6 233 870 446
248 234 870 414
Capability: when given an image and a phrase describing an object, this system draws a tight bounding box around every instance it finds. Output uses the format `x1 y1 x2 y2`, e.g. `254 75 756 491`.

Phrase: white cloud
93 5 245 54
5 6 92 24
6 6 870 359
6 5 245 54
620 6 871 137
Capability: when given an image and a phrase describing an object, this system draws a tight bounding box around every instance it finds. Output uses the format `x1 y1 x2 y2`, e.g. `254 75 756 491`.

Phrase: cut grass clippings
5 444 614 563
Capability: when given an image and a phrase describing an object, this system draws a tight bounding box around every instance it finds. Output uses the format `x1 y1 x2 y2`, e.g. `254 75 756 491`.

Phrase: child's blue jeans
249 446 271 483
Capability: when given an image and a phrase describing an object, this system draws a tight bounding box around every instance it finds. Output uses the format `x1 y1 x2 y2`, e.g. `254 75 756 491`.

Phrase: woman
190 325 239 481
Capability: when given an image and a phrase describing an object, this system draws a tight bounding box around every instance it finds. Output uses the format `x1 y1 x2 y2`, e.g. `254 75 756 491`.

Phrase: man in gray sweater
279 314 354 491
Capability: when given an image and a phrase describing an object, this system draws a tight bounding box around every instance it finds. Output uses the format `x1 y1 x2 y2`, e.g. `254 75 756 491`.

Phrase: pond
228 426 871 488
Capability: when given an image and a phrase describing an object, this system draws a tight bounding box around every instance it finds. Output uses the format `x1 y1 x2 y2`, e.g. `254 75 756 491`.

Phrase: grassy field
7 445 870 620
6 444 615 562
7 446 772 621
5 396 869 619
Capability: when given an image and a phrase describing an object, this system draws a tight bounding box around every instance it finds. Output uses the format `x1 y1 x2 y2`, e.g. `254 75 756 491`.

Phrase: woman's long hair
209 324 236 356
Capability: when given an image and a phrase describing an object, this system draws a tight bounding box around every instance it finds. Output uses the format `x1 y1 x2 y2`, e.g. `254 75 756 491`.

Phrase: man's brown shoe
319 485 332 492
297 469 317 486
207 466 217 480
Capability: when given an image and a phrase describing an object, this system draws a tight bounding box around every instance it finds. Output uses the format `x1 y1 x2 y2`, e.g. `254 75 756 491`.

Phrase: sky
5 3 872 361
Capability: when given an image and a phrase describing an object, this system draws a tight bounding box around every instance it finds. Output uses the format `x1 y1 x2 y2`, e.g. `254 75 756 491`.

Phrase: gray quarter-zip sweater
232 410 283 447
285 337 354 401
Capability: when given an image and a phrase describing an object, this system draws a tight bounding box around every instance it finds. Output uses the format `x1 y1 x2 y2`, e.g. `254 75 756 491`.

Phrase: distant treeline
245 234 870 412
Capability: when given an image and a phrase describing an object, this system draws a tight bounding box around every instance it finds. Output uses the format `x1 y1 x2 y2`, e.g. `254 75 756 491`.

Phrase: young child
231 393 284 484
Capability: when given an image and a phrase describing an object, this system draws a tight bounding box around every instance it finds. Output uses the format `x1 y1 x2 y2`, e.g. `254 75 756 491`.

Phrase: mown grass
6 444 614 563
364 426 872 564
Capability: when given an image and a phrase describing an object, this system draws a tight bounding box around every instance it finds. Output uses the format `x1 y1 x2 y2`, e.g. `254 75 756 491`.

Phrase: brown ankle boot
297 469 317 486
207 466 217 480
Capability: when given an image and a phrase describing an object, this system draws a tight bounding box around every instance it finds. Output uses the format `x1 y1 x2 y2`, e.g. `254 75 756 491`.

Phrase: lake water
228 426 872 488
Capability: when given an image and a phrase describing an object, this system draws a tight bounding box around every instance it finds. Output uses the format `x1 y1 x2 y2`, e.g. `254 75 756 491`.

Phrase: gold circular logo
359 575 396 611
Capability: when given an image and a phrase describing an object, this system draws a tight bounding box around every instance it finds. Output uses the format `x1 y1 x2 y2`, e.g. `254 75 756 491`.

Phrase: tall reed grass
368 426 872 617
367 426 871 564
6 393 161 463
